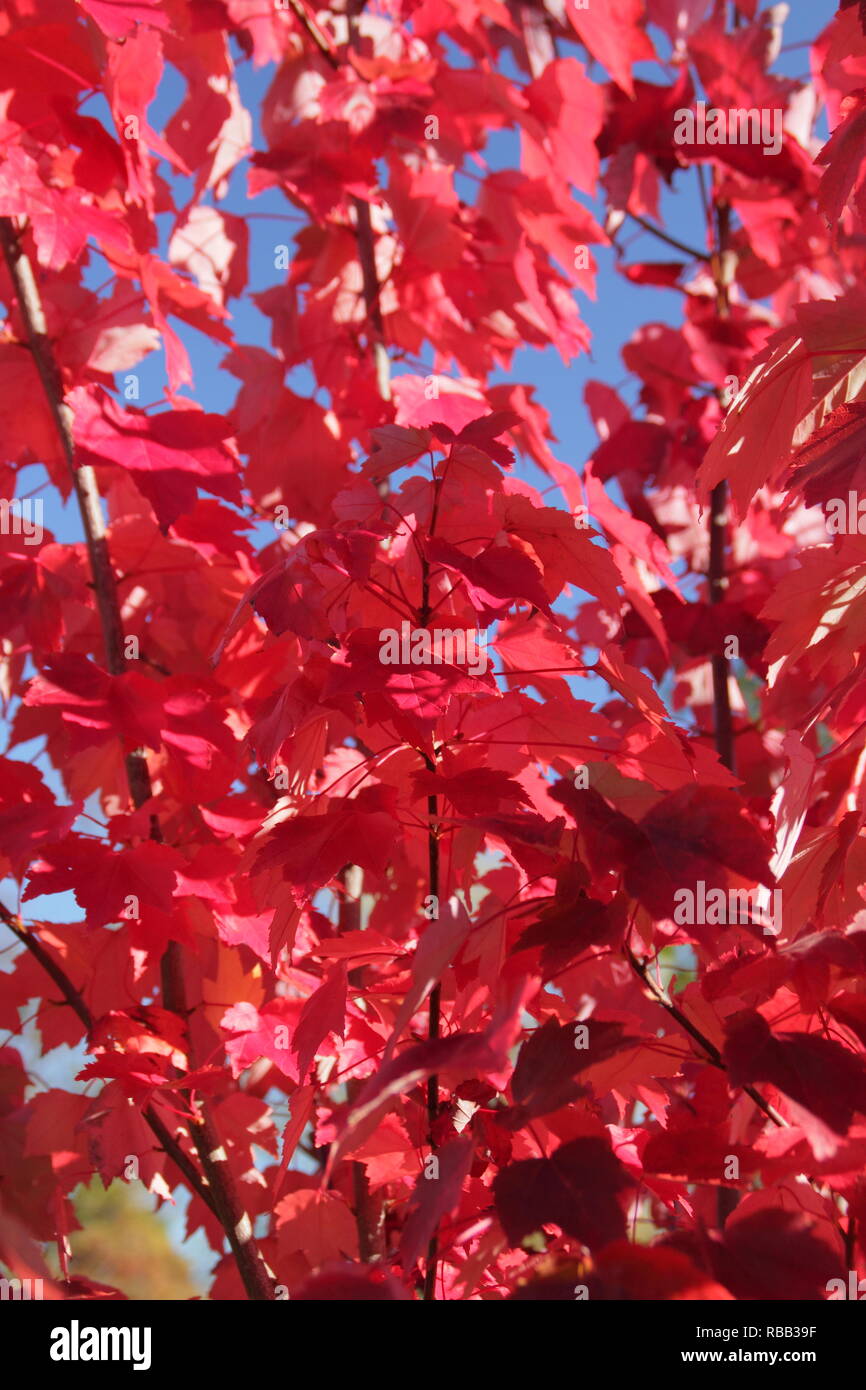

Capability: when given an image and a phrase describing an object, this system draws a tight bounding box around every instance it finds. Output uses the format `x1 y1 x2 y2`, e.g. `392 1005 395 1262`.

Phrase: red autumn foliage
1 0 866 1304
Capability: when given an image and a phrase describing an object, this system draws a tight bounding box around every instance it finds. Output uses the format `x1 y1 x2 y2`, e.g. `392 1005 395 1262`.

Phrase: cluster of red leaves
2 0 866 1302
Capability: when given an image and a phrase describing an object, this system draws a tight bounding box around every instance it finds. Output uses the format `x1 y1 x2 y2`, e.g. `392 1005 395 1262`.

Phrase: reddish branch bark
280 0 429 1283
708 193 738 1228
708 196 736 781
0 215 275 1302
0 902 218 1216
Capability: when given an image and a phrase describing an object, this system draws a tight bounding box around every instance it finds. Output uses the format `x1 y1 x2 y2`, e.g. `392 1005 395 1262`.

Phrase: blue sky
16 1 835 541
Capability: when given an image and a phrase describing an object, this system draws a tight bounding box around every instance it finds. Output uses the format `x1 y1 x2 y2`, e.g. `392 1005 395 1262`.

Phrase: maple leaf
425 537 555 621
4 0 866 1310
168 206 249 307
328 1032 506 1170
724 1010 866 1156
627 785 776 922
289 1265 410 1300
585 1242 734 1301
72 389 242 529
291 964 347 1080
522 59 604 194
786 400 866 505
392 375 488 432
566 0 655 98
515 890 627 976
0 759 79 876
382 896 472 1060
0 148 132 270
0 345 64 468
24 838 186 936
642 1126 759 1183
275 1189 359 1267
698 290 866 516
273 1085 315 1201
364 424 432 481
817 89 866 227
76 1055 226 1105
505 1017 635 1125
494 1137 634 1249
330 978 533 1169
322 628 495 741
411 768 530 816
252 786 398 906
77 0 171 41
708 1204 845 1301
761 538 866 687
222 1000 304 1082
399 1134 474 1271
24 654 162 752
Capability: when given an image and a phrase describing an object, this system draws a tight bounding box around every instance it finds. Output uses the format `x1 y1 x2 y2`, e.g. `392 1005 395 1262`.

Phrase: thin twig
626 211 707 263
625 938 851 1251
624 940 786 1129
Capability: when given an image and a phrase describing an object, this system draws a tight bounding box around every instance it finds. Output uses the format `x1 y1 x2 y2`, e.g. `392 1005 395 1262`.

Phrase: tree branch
707 188 738 1225
625 941 785 1129
708 197 736 780
343 871 386 1262
158 944 275 1298
626 940 851 1251
286 0 398 1276
422 784 441 1301
0 221 127 673
0 215 274 1301
418 545 442 1300
625 211 707 264
0 904 218 1216
353 193 392 403
284 0 392 403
